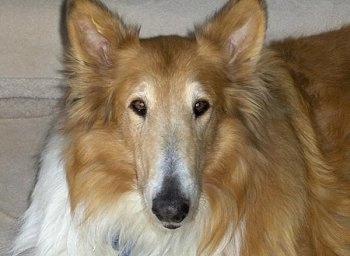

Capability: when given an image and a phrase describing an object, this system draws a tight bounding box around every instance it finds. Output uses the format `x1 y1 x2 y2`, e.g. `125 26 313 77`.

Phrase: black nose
152 197 190 225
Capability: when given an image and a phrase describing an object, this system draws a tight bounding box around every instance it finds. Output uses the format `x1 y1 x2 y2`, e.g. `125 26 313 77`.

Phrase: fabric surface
1 0 350 253
0 117 53 254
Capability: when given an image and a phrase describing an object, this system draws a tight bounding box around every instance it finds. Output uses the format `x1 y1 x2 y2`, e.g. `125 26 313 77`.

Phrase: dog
11 0 350 255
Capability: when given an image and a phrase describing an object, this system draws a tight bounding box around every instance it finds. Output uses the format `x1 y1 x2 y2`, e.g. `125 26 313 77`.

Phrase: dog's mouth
163 223 181 229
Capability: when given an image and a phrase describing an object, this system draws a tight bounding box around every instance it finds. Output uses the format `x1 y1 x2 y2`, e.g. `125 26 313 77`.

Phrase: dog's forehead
117 35 223 104
138 36 198 76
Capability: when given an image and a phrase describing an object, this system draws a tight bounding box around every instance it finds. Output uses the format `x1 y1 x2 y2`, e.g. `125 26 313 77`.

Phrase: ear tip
65 0 84 17
257 0 268 22
257 0 267 8
195 0 267 35
66 0 110 15
65 0 86 9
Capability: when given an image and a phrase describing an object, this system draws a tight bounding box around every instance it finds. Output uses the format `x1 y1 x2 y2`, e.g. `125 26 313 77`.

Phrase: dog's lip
163 223 181 229
158 214 189 230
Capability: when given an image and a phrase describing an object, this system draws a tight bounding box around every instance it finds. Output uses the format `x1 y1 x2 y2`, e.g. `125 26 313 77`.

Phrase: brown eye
193 100 210 118
130 99 147 117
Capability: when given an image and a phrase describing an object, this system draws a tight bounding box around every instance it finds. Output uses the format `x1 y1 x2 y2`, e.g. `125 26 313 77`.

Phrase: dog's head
64 0 266 233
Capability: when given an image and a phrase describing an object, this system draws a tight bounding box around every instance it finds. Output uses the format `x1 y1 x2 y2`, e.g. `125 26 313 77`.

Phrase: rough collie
12 0 350 255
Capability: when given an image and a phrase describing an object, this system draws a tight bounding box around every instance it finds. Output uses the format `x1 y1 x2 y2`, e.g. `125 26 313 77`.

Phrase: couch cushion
0 116 53 253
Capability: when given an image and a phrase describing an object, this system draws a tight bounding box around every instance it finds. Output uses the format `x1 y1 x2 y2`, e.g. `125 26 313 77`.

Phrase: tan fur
63 0 350 255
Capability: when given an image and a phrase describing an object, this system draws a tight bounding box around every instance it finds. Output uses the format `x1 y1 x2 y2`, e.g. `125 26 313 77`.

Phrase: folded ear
196 0 266 74
66 0 138 65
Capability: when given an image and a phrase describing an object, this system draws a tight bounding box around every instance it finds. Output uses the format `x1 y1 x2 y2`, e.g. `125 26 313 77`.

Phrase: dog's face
107 37 225 229
65 0 265 231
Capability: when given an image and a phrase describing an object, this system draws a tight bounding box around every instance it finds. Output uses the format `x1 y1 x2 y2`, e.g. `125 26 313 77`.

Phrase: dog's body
12 0 350 255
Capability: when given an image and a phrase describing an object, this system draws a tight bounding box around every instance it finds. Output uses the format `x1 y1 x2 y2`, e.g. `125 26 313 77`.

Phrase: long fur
12 0 350 255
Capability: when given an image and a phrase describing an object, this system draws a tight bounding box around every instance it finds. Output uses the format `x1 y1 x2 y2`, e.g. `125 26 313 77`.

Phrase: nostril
173 201 189 222
152 198 190 224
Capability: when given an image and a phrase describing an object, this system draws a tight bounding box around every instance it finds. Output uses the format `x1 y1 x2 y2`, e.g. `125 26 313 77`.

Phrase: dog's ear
196 0 266 74
66 0 138 65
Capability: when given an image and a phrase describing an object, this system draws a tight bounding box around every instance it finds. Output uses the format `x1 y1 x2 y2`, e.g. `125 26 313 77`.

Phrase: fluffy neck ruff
72 192 242 256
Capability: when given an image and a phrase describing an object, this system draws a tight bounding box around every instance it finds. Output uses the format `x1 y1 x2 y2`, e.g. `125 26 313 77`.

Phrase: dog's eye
193 100 210 118
130 99 147 117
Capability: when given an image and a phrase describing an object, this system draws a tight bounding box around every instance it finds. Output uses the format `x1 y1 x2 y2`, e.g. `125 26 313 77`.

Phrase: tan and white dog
12 0 350 255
